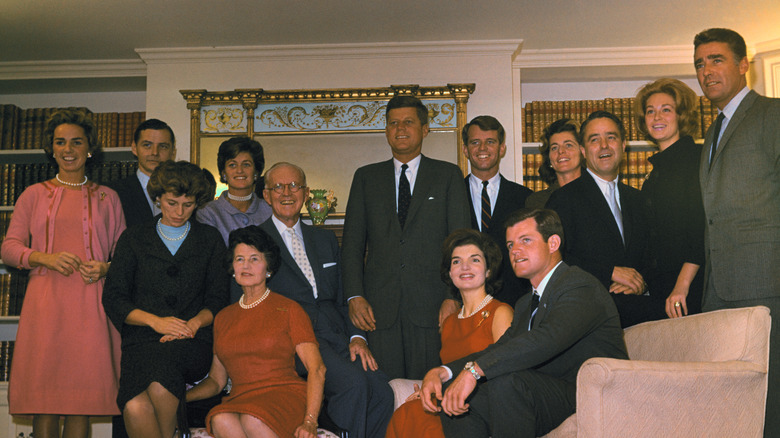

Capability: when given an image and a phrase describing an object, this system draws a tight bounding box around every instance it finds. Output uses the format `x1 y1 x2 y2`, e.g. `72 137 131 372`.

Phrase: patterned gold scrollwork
203 107 245 132
257 102 386 131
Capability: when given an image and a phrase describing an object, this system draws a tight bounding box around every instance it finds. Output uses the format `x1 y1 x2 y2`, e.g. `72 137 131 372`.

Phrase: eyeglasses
265 182 307 194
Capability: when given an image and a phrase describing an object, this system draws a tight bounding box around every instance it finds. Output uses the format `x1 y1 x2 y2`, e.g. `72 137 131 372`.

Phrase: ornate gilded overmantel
180 84 475 175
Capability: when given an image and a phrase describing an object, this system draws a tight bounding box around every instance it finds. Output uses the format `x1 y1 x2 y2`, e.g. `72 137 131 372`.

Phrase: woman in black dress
635 78 705 318
103 160 229 438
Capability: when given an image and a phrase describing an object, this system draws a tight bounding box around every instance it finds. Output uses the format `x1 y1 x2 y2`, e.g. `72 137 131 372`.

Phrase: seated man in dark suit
259 162 393 438
106 119 176 228
546 111 664 327
420 208 627 438
462 115 532 307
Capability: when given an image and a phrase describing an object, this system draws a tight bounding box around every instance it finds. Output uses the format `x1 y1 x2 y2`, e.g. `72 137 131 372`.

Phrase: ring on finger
674 302 681 308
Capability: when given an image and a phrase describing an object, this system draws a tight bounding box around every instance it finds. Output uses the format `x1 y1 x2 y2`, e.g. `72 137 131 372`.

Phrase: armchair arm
389 378 423 410
576 358 767 438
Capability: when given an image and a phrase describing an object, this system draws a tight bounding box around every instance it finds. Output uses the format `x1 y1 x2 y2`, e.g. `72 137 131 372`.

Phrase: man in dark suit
107 119 176 228
419 209 628 438
693 28 780 437
259 162 393 438
546 110 663 328
342 95 471 379
462 115 532 307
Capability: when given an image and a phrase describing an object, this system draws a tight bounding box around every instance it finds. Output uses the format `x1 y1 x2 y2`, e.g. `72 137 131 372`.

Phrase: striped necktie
481 180 491 231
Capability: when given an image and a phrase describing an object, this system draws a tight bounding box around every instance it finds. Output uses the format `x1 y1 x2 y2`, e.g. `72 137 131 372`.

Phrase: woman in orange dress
187 225 326 438
0 109 125 438
386 229 513 438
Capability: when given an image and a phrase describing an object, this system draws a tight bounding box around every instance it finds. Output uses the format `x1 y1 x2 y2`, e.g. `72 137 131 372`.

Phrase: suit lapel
403 155 431 229
529 263 567 330
711 90 757 169
380 159 403 233
581 172 624 248
262 220 312 289
493 175 515 222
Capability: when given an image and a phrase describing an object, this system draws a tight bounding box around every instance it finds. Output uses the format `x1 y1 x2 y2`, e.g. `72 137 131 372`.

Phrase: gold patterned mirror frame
180 84 476 175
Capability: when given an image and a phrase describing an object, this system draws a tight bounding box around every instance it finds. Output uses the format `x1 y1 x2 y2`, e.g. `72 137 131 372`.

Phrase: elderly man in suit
693 28 780 437
462 115 533 307
419 208 627 438
342 95 471 380
107 119 176 228
259 162 393 438
546 110 664 328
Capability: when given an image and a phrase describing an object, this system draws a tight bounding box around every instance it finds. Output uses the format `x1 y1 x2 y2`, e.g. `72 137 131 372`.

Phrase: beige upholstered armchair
545 306 770 437
390 306 770 437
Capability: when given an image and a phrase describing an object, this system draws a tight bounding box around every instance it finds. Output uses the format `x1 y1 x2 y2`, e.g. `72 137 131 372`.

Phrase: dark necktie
398 164 411 228
481 180 491 232
528 290 540 330
709 112 725 168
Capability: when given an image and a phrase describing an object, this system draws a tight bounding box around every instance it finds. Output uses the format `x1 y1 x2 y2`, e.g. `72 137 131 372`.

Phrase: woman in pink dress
0 109 126 438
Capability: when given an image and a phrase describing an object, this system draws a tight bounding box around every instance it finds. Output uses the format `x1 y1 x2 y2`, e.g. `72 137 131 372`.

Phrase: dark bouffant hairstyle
43 109 100 165
216 136 265 184
386 95 429 126
440 228 503 300
227 225 281 278
147 160 212 207
538 118 582 185
634 78 700 142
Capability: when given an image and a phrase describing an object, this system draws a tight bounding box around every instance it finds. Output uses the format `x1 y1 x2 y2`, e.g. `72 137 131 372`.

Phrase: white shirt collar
720 86 750 121
586 168 620 208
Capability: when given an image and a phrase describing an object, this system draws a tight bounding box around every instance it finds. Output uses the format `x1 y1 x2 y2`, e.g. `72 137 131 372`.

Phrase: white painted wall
139 41 524 181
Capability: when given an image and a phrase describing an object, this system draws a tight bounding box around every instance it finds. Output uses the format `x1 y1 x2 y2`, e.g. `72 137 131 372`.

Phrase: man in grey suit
419 209 627 438
694 28 780 437
342 95 471 379
259 162 393 438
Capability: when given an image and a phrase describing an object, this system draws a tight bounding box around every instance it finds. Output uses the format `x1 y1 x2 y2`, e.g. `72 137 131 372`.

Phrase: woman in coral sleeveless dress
0 109 125 438
187 225 326 438
386 229 513 438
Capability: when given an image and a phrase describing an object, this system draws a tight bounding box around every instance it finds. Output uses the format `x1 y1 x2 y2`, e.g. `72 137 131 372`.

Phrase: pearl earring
87 153 92 158
232 273 236 278
266 272 272 278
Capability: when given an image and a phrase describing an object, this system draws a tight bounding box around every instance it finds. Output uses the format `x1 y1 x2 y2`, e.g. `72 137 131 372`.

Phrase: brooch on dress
476 310 490 327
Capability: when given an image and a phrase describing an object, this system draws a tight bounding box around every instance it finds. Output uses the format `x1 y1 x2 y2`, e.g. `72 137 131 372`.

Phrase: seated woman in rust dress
187 225 326 438
386 229 513 438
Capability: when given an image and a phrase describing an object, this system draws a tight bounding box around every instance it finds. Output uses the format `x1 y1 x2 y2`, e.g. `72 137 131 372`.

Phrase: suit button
400 264 405 269
400 239 405 244
709 219 714 225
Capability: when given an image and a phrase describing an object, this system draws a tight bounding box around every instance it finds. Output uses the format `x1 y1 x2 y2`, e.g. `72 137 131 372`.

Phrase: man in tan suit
694 28 780 437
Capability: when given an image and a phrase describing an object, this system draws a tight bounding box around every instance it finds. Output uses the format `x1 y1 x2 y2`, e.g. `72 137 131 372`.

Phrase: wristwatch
464 361 481 381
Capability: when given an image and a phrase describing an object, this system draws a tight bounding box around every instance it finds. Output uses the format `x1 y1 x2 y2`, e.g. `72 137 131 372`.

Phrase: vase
306 189 330 225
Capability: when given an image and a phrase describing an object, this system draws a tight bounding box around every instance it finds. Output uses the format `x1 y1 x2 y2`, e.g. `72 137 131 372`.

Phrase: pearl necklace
239 288 270 309
458 294 493 319
228 192 253 202
56 174 87 187
157 219 191 241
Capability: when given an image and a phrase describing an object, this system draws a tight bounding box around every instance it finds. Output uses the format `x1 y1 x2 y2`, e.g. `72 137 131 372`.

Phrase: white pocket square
323 262 337 268
428 196 435 200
